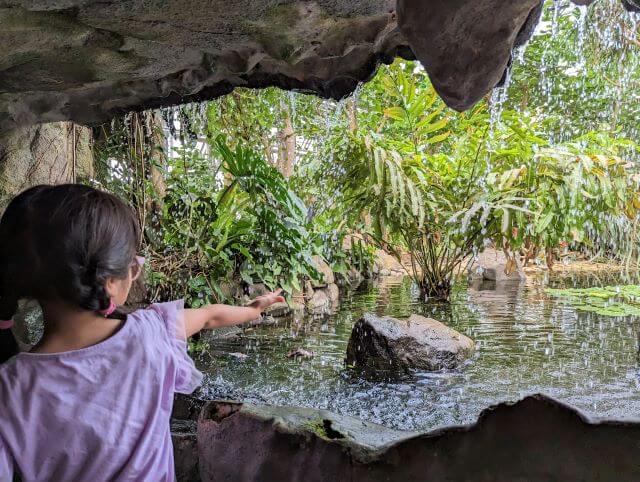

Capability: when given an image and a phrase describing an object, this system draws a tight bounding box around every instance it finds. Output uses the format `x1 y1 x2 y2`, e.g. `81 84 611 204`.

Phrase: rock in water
311 255 335 287
228 352 249 361
470 248 525 282
346 313 474 375
286 348 316 359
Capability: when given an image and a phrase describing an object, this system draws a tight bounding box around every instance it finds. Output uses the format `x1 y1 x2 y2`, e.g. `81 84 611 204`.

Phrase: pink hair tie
98 299 117 317
0 319 14 330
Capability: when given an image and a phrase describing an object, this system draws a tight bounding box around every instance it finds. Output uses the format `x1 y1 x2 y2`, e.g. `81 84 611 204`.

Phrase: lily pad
545 285 640 317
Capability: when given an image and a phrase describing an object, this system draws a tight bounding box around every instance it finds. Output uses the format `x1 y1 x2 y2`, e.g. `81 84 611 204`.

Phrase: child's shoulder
0 355 25 398
128 299 185 339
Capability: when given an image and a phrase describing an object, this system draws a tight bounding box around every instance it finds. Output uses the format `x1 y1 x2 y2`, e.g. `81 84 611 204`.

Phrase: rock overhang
0 0 637 133
0 0 406 132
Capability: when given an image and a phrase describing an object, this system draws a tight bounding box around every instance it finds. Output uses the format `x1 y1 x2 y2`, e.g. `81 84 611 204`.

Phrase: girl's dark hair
0 184 140 363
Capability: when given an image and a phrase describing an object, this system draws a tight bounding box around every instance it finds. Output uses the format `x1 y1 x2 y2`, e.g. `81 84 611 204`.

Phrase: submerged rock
286 347 316 359
346 313 474 375
227 352 249 361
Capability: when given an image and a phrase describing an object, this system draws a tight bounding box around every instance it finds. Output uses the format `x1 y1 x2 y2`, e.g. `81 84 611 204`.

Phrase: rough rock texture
343 266 364 286
311 255 335 287
191 395 640 482
264 301 293 317
201 325 243 341
372 249 405 277
0 122 93 208
326 282 340 303
172 394 206 482
306 287 331 314
1 0 638 131
0 0 408 132
470 248 525 282
397 0 544 111
397 0 638 111
346 313 474 375
171 419 200 482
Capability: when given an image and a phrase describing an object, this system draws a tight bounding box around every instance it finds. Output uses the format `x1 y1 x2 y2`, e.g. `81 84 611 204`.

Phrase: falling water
488 66 513 140
576 5 589 73
199 272 640 431
551 0 562 38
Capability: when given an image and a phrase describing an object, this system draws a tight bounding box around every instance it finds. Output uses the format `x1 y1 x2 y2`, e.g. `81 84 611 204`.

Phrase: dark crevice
322 419 345 440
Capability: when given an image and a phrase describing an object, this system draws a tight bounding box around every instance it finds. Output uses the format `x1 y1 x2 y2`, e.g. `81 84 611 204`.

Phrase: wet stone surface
345 313 475 375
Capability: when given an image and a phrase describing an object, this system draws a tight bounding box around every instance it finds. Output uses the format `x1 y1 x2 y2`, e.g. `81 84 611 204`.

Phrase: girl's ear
104 277 118 299
104 275 134 306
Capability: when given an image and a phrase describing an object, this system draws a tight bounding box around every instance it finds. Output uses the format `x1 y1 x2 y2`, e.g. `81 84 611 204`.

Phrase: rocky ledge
173 394 640 481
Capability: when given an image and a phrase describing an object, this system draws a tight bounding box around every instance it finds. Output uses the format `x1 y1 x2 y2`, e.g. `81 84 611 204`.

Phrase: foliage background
93 0 640 303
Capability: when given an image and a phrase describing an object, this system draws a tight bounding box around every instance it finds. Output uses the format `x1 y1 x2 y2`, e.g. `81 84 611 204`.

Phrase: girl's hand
248 289 286 312
184 289 286 337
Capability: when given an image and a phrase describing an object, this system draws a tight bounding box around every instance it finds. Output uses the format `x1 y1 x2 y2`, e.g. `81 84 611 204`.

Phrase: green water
195 271 640 431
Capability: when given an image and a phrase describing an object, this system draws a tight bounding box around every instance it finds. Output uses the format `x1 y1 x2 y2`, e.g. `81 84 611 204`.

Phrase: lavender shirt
0 300 202 481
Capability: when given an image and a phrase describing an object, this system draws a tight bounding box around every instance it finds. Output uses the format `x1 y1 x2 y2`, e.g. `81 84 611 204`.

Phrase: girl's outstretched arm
183 289 285 338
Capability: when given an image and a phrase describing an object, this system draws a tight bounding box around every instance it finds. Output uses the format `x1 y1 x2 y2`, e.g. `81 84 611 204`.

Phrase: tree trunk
347 97 358 133
277 101 296 178
419 277 451 302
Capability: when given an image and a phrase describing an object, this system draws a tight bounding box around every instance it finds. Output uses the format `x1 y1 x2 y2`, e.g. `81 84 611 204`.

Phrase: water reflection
197 272 640 431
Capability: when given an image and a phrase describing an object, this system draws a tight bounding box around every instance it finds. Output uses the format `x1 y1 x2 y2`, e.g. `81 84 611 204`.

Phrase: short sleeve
148 300 203 394
0 437 12 480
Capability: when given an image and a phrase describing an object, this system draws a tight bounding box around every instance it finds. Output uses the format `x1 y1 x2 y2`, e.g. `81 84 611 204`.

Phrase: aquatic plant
545 285 640 316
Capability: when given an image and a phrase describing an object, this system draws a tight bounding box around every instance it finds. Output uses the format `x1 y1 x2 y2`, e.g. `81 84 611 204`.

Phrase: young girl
0 184 284 481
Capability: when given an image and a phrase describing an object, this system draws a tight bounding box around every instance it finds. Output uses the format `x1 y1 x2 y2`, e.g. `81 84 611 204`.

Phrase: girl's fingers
275 296 285 303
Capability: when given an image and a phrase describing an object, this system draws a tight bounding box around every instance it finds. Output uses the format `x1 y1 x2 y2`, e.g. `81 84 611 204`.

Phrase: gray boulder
471 248 525 282
306 288 331 315
346 313 474 375
311 255 335 287
326 283 340 304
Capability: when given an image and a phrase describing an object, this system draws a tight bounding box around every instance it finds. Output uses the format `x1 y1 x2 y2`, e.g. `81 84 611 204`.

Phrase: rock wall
173 394 640 481
0 122 94 208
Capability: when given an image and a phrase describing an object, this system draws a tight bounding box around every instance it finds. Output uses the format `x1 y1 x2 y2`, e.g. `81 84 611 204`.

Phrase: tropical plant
485 114 639 268
110 131 321 306
213 136 320 293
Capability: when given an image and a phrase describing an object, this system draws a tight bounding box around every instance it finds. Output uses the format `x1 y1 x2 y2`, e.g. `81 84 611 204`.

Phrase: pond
195 271 640 432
